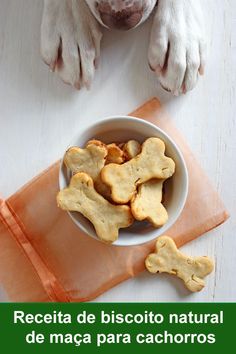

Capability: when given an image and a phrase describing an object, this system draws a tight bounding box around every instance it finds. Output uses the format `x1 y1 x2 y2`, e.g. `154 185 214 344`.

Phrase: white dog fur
41 0 206 95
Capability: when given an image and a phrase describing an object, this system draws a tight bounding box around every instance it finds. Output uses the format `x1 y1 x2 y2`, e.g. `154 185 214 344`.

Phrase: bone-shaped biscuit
57 172 134 243
123 140 141 160
64 140 111 199
106 143 125 164
101 137 175 203
145 236 214 292
123 143 168 226
64 140 107 180
131 179 168 227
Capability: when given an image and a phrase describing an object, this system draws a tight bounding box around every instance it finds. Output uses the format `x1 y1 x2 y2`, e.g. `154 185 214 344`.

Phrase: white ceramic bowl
59 116 188 246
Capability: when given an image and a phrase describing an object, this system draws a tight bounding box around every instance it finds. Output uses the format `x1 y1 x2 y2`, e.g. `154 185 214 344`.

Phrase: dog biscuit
64 141 107 180
131 179 168 227
101 137 175 203
145 236 214 292
123 140 141 160
106 143 125 164
83 140 114 199
125 141 168 227
57 172 133 243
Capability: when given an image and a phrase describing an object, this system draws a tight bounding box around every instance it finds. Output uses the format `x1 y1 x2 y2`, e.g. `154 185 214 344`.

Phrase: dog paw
41 0 102 89
148 0 206 95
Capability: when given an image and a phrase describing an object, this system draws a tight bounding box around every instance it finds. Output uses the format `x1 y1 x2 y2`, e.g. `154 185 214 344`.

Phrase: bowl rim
59 115 189 246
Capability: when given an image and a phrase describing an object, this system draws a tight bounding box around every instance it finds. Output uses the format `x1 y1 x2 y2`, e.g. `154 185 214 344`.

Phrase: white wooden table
0 0 235 302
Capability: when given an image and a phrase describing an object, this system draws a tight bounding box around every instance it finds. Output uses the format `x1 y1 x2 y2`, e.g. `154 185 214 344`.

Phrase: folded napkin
0 98 229 302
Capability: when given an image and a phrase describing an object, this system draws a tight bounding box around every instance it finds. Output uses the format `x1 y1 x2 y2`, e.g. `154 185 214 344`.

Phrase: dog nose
98 6 143 30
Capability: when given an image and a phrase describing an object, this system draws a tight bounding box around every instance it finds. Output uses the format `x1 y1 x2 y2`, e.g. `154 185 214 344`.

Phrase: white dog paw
41 0 102 89
148 0 206 95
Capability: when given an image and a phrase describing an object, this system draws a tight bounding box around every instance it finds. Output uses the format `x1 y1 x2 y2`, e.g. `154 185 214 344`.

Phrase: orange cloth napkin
0 98 229 302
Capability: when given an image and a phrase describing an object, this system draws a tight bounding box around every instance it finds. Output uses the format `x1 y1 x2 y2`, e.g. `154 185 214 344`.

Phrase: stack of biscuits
57 137 175 243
